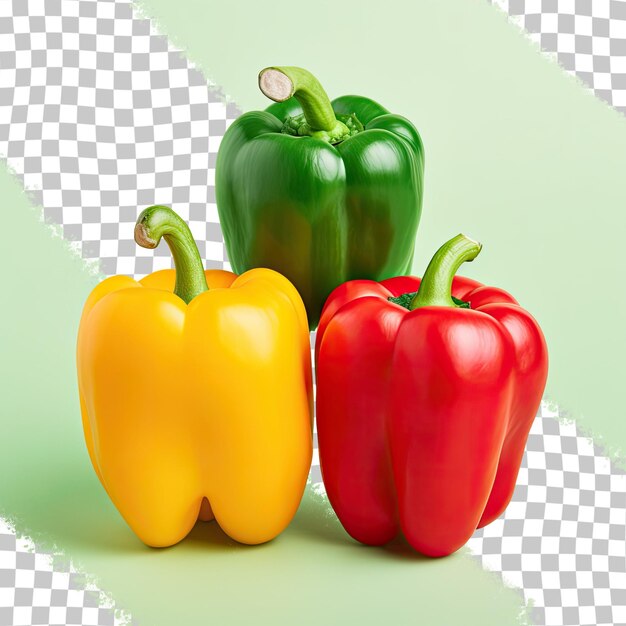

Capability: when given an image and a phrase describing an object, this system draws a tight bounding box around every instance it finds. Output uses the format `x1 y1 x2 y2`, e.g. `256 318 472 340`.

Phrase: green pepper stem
134 205 208 304
258 66 339 133
409 234 482 310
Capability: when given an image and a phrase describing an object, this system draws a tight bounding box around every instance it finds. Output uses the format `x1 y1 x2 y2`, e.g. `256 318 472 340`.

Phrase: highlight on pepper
215 65 425 329
315 234 548 557
76 205 313 548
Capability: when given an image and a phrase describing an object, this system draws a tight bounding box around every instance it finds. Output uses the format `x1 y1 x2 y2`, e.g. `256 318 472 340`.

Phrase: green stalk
134 205 208 304
409 234 482 310
258 66 350 142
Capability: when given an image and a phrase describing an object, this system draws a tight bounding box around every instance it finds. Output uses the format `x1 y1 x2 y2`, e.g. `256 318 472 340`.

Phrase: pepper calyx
281 112 363 144
389 291 470 311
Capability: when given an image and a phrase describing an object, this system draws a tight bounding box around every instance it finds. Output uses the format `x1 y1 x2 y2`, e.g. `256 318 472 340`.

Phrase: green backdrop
136 0 626 460
1 0 625 624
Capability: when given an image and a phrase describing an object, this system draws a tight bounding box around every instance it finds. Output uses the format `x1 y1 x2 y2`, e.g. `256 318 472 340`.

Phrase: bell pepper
315 234 548 557
77 206 313 548
215 65 424 329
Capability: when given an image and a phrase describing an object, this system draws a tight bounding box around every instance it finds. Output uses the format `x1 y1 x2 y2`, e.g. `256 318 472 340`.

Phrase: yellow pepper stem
134 205 209 304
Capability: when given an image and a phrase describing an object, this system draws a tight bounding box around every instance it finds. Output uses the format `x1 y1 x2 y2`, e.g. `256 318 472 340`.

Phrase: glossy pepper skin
315 235 548 557
77 206 312 548
216 66 424 329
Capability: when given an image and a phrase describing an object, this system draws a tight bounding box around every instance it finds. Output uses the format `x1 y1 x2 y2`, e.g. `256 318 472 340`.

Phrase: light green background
0 173 527 626
2 0 626 624
136 0 626 461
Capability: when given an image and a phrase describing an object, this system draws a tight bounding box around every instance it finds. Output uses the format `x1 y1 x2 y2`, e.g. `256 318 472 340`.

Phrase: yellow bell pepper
77 206 313 547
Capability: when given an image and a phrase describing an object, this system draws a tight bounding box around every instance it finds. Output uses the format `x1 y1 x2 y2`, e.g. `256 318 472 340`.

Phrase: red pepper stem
409 234 482 310
134 205 209 304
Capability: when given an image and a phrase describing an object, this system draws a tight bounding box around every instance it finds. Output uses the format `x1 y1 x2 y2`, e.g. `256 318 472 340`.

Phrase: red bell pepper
315 234 548 557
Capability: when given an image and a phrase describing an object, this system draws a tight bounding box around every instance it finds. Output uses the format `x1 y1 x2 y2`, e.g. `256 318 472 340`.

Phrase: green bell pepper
215 66 424 328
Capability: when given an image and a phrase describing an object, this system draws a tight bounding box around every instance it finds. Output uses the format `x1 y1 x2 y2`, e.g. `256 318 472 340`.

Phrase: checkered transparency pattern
0 1 625 626
490 0 626 115
0 520 131 626
467 404 626 626
0 0 238 279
